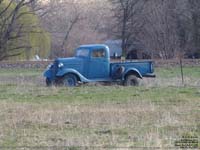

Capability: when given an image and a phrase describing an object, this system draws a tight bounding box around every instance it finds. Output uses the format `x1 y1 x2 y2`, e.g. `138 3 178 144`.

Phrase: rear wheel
124 75 139 86
63 74 77 87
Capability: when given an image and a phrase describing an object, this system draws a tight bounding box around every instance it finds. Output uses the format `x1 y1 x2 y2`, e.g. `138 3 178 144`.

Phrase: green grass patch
0 85 199 104
156 66 200 78
0 67 199 149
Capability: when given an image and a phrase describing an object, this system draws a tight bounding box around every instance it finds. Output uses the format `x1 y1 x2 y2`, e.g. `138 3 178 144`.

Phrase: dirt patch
0 75 45 86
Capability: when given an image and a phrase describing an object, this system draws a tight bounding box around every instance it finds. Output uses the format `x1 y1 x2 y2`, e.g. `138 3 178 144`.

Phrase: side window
92 49 106 58
76 49 89 57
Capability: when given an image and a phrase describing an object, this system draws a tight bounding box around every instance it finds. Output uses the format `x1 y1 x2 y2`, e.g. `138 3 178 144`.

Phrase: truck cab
44 44 155 86
76 45 110 79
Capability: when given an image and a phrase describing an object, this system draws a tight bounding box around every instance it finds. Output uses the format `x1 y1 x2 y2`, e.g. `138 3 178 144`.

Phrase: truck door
88 48 110 79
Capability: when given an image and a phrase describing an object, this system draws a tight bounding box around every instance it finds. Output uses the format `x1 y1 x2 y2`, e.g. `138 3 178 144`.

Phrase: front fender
123 68 143 79
43 69 53 79
56 69 90 82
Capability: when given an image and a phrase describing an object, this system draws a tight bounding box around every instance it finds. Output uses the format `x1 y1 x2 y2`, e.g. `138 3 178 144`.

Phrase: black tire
46 78 53 86
124 75 139 86
63 74 77 87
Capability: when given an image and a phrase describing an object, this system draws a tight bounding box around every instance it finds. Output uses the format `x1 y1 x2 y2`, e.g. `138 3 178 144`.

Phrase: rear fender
123 68 143 80
56 69 89 82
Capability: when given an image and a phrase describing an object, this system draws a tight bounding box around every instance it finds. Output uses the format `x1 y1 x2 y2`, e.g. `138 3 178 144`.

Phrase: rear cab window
91 49 106 58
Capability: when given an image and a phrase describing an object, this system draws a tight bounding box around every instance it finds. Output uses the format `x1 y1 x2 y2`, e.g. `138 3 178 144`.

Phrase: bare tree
0 0 45 61
40 0 81 57
108 0 200 59
40 0 110 58
61 7 80 51
142 0 180 59
109 0 147 57
187 0 200 58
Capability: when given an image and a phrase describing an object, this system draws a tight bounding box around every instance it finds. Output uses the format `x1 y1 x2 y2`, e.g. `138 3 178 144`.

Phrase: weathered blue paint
44 64 55 79
44 44 155 86
44 69 52 79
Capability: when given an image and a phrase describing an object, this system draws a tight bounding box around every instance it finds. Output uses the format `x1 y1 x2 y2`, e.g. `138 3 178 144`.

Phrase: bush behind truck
44 44 155 87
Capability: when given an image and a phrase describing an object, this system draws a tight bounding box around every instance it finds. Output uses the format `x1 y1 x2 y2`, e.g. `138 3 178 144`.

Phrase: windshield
76 49 89 57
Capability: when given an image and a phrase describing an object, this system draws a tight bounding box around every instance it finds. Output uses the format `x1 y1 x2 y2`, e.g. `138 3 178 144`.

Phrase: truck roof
78 44 109 50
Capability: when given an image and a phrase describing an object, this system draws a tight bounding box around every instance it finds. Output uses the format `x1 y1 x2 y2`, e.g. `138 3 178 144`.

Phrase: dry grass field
0 67 199 150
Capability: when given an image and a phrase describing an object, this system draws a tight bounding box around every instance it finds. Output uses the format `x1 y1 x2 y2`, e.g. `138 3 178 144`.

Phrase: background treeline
0 0 200 60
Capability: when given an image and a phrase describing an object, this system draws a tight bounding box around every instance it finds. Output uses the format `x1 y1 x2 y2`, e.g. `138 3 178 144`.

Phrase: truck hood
56 57 84 71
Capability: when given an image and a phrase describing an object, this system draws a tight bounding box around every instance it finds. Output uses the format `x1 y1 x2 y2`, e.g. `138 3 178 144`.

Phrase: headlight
58 63 64 68
47 63 53 69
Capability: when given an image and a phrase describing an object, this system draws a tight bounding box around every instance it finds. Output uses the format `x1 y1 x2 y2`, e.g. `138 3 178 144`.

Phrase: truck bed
110 60 155 77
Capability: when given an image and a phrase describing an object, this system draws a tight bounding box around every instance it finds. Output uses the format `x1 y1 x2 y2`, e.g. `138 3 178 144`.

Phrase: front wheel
63 74 78 87
124 75 139 86
46 78 53 86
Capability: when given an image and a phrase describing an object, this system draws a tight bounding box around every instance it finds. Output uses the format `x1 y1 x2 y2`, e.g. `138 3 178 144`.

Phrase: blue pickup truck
44 44 155 87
